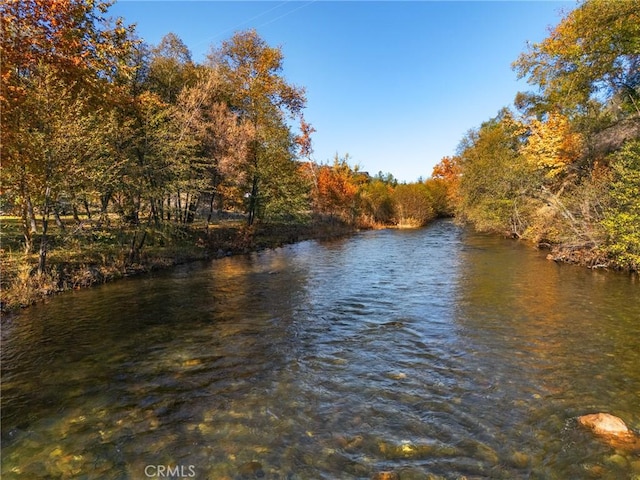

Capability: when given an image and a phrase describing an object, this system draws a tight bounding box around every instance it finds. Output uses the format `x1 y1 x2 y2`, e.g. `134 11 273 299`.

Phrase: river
2 220 639 479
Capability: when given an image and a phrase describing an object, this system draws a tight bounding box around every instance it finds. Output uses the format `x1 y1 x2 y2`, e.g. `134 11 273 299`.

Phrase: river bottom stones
237 460 265 478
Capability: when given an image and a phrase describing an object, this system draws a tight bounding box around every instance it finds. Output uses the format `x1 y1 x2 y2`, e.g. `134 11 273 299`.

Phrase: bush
602 140 640 270
392 183 435 227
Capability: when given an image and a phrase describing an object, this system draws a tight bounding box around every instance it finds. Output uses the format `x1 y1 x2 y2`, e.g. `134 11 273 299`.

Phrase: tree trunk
53 203 65 231
149 197 160 226
21 201 33 254
72 202 81 223
182 191 190 224
26 196 37 233
247 175 259 226
38 187 51 275
127 230 147 265
83 197 92 219
186 194 199 224
99 192 111 226
176 191 183 223
206 192 216 226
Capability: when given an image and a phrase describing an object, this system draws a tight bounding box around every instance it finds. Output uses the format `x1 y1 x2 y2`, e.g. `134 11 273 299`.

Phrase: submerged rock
578 413 632 437
378 440 436 459
509 451 530 468
238 461 264 478
372 471 400 480
578 413 640 451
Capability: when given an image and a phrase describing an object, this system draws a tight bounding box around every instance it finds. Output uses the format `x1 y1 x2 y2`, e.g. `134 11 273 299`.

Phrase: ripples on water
2 220 639 479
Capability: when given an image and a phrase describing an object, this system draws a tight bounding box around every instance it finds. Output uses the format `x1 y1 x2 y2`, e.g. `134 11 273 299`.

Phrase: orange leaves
431 156 462 207
306 157 362 221
295 118 315 159
317 163 358 205
1 0 137 188
1 0 137 230
431 156 461 181
1 0 136 115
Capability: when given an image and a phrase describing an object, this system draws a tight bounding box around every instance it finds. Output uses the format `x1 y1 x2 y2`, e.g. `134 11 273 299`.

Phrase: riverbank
0 218 360 315
470 222 633 273
542 242 613 270
532 234 637 273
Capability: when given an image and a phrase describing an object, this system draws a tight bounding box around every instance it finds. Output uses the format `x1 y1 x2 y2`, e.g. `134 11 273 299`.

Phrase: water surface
2 220 639 479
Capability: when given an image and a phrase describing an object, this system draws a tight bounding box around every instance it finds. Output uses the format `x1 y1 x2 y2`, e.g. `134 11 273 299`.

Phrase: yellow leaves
214 29 305 121
520 112 584 178
1 0 136 116
514 0 640 110
137 90 168 110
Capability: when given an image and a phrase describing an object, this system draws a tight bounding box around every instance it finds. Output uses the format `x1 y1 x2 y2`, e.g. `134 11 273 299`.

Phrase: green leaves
513 0 640 115
602 140 640 270
450 1 639 268
456 111 539 236
208 30 308 224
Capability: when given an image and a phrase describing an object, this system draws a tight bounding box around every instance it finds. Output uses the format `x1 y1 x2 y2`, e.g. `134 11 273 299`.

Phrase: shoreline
0 221 362 318
3 218 634 318
532 237 636 274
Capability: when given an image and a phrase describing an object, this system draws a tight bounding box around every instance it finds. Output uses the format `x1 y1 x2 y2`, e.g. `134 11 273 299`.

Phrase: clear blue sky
110 1 572 182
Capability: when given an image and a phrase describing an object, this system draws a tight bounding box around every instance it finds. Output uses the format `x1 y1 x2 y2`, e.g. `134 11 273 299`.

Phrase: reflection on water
2 220 639 479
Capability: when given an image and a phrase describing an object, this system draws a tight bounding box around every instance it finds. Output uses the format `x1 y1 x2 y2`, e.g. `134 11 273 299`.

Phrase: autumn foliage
450 0 640 269
311 158 360 222
1 0 134 113
520 112 584 179
431 156 461 211
2 0 638 289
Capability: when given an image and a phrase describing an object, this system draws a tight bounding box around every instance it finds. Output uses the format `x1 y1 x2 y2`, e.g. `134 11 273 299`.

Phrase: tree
208 30 307 225
449 0 639 266
431 156 462 215
359 179 395 225
520 111 585 180
172 72 254 224
424 178 451 218
313 156 360 223
456 110 539 236
3 66 101 262
257 126 311 222
146 33 198 104
1 0 135 113
513 0 640 116
1 0 136 269
108 90 177 226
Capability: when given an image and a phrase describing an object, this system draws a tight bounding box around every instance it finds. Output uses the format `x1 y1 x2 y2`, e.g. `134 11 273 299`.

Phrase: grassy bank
0 216 359 314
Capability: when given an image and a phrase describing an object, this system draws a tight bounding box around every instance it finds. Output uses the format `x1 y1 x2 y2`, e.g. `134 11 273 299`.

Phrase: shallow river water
2 220 639 479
